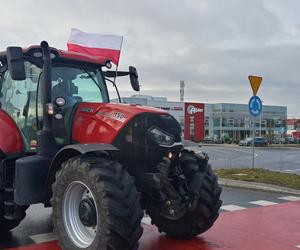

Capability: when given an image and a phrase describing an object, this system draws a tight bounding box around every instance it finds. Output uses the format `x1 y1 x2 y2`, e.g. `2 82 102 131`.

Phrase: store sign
184 102 205 142
187 105 204 115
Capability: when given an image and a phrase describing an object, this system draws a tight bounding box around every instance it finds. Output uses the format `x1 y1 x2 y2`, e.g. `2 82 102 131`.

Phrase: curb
198 143 300 149
218 178 300 195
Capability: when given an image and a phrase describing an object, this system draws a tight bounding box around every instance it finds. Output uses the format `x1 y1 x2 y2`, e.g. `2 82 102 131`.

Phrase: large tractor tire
51 155 143 250
0 190 27 232
147 150 222 238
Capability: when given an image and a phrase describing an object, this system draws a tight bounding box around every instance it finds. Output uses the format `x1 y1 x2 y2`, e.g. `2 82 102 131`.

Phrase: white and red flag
67 28 123 65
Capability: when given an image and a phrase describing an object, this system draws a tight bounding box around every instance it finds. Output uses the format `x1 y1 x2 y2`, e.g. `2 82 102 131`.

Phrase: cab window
0 62 41 150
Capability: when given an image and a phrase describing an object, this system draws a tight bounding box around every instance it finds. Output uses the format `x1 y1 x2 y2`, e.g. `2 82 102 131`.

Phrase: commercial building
114 95 287 143
287 118 300 133
205 103 287 143
287 118 300 140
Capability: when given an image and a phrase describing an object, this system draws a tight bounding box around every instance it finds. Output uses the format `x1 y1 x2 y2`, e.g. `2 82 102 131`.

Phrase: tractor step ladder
3 158 22 220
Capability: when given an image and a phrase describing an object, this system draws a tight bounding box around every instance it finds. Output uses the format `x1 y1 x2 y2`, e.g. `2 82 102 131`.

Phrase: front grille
113 113 182 176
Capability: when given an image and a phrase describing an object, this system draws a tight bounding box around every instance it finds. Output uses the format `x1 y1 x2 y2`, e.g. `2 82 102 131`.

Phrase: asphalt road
1 186 299 249
186 144 300 173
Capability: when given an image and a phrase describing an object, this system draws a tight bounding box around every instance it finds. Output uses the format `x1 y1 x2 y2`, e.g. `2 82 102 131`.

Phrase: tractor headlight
148 127 174 146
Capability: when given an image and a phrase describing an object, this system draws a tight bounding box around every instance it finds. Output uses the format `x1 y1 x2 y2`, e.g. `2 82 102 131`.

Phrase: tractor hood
72 102 169 144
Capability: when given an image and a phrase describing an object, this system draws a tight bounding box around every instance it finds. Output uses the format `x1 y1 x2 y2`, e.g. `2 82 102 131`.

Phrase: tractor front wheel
147 150 222 238
51 155 143 250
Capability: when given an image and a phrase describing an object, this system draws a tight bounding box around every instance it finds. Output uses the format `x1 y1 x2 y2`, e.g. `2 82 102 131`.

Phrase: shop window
214 118 220 126
227 119 234 127
205 116 209 126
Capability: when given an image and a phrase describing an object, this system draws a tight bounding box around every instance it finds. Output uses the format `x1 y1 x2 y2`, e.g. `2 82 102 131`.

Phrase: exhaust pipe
37 41 56 157
40 41 52 131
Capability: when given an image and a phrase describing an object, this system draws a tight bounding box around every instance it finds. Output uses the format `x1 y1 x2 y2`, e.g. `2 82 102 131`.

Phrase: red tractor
0 41 221 250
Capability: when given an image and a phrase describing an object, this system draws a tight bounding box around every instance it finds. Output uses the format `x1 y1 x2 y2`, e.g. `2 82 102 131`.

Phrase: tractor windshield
1 61 108 110
51 64 109 104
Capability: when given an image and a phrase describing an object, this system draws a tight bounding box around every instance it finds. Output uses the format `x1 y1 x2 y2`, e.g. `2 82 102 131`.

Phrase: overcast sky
1 0 299 117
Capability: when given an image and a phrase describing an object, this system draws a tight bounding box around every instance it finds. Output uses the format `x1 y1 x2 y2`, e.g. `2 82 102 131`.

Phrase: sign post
248 75 263 169
252 116 255 169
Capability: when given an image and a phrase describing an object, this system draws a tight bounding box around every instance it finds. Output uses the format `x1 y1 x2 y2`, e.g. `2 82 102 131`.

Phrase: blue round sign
248 95 262 117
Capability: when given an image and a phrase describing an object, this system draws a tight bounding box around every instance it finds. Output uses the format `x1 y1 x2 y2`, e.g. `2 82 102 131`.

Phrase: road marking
30 232 57 243
221 205 246 211
142 216 152 225
250 200 278 206
283 169 300 172
278 196 300 202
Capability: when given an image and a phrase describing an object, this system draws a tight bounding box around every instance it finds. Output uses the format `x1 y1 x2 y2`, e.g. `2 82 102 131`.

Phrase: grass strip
215 168 300 190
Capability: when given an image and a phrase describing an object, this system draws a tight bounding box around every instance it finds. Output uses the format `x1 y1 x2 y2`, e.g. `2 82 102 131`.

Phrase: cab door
0 62 41 151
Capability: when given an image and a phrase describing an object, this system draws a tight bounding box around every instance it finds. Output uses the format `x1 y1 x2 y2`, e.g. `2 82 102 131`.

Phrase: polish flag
67 28 123 65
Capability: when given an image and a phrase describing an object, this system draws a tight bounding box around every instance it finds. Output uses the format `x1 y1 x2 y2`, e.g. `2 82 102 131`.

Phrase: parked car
203 137 210 143
214 138 223 144
239 137 268 147
286 134 299 144
239 138 250 146
203 136 215 144
203 137 222 144
274 138 286 144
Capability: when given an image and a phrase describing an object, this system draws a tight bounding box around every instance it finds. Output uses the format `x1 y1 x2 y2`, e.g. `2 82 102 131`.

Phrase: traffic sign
248 95 262 117
248 75 262 96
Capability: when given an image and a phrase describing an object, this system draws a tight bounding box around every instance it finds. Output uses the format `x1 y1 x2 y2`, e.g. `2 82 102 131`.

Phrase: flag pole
113 36 123 103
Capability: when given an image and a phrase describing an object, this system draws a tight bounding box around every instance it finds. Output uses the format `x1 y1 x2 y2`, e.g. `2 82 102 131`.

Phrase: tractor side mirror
129 66 140 91
6 47 26 80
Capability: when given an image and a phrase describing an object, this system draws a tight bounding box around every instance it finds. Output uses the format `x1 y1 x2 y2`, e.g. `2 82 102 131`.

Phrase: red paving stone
7 201 300 250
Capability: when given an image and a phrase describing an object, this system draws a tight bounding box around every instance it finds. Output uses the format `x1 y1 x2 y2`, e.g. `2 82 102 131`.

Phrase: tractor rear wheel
147 150 222 238
0 190 27 232
51 155 143 250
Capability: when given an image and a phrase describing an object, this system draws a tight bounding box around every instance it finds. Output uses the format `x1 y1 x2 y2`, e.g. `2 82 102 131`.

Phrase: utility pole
180 80 185 102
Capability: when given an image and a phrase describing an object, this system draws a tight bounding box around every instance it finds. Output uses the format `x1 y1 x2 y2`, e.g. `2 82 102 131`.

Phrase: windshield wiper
104 77 121 103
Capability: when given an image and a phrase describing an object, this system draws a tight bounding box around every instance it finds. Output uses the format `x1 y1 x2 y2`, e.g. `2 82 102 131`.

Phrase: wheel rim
63 181 98 248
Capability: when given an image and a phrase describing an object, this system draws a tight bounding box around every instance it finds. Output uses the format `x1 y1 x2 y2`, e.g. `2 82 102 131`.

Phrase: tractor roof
0 45 110 66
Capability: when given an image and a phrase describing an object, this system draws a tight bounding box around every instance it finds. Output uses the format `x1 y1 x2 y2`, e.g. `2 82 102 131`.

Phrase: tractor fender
0 110 25 154
44 143 119 206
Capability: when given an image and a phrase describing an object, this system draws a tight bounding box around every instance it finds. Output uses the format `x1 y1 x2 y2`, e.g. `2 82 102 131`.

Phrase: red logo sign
184 102 205 142
186 105 204 115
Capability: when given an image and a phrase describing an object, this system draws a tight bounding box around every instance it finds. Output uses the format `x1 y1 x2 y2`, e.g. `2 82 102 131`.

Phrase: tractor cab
0 60 107 148
0 44 138 150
